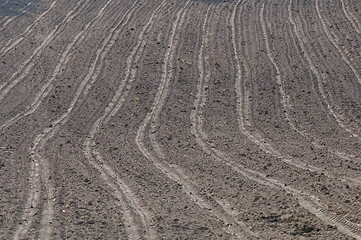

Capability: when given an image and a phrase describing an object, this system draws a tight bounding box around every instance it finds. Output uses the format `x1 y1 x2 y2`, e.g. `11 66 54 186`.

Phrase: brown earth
0 0 360 239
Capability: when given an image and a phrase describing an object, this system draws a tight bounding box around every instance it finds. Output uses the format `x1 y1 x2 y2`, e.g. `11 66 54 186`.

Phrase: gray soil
0 0 360 239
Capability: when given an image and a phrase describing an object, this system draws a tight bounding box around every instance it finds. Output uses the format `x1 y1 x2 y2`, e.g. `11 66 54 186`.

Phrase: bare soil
0 0 360 239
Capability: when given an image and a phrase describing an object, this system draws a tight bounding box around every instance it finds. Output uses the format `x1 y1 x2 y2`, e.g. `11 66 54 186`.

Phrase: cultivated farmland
0 0 360 239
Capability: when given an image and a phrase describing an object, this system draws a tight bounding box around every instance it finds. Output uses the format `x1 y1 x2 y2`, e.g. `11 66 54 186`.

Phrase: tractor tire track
35 0 140 237
136 2 257 239
82 1 171 239
0 0 124 132
280 0 361 164
0 0 58 59
269 0 361 169
288 0 361 143
87 150 153 239
2 0 360 239
222 1 361 238
190 2 259 238
11 0 138 238
294 0 361 152
341 0 361 34
259 2 361 185
11 148 42 240
264 0 361 171
316 0 361 86
226 0 360 198
0 0 88 103
305 0 361 134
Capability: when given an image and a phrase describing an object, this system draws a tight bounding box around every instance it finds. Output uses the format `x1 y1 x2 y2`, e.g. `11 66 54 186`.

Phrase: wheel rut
259 2 361 185
0 0 126 132
0 0 59 59
83 0 171 239
136 2 257 239
288 0 361 143
341 0 361 34
0 0 88 103
11 0 142 238
1 0 360 239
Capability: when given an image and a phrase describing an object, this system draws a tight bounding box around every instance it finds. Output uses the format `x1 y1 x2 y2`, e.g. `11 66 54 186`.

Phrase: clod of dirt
291 221 319 236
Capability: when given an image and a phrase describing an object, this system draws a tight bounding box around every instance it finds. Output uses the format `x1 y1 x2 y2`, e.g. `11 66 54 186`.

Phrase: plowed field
0 0 360 239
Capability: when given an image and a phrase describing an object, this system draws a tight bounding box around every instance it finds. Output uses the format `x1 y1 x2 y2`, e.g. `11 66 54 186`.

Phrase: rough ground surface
0 0 360 239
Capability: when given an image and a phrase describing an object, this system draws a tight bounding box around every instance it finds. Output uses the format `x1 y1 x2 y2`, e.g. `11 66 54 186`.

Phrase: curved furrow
341 0 361 34
288 0 361 143
315 0 361 86
0 0 88 103
259 3 361 184
261 3 361 225
11 145 41 240
190 2 259 238
298 0 361 150
220 0 361 199
146 0 192 159
268 0 361 173
136 3 256 239
282 0 361 163
35 0 141 236
266 0 360 221
85 150 143 239
29 130 55 240
2 1 359 239
319 1 361 67
102 0 167 126
198 143 361 239
225 1 361 238
0 0 122 132
0 1 33 32
236 1 268 143
255 0 360 217
312 1 361 69
0 0 58 59
308 0 361 135
82 1 171 239
11 0 138 238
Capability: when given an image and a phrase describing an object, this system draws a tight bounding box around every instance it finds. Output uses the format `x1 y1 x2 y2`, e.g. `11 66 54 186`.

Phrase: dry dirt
0 0 360 239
